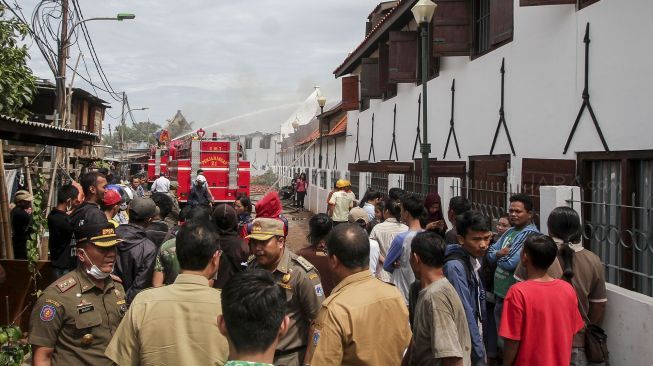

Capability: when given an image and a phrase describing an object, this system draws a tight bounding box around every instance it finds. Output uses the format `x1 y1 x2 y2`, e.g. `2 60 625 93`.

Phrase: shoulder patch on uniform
295 256 314 271
40 304 57 322
312 329 321 346
56 277 77 293
308 273 319 280
45 299 62 307
314 284 324 297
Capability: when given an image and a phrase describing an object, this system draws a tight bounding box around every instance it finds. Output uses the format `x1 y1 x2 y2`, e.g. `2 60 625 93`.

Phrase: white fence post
388 174 404 191
438 177 461 231
539 185 582 236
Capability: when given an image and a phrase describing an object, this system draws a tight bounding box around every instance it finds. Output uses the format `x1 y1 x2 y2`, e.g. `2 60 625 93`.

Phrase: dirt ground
250 191 313 253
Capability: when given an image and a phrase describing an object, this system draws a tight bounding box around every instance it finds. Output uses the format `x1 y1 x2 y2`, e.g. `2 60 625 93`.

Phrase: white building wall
344 0 653 185
241 133 280 176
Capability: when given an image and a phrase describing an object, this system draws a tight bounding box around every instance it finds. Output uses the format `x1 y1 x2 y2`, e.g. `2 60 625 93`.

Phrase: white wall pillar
539 185 582 235
359 172 372 199
388 174 404 191
438 177 462 231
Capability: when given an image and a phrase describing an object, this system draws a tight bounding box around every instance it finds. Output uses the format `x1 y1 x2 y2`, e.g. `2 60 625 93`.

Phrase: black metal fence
568 190 653 297
370 172 389 195
319 170 327 189
350 171 360 198
403 174 439 198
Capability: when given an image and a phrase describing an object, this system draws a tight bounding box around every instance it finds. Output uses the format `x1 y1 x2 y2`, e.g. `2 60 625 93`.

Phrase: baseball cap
246 218 285 241
129 197 157 220
74 223 122 248
14 190 34 202
103 189 122 206
335 179 346 188
196 175 207 183
348 207 370 224
170 181 179 189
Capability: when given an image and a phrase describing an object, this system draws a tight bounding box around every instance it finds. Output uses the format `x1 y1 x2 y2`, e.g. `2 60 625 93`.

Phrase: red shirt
499 279 584 366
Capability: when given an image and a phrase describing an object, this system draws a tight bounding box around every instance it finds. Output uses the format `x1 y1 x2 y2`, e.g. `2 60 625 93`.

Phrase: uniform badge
282 273 291 284
314 284 324 297
308 273 319 280
119 304 127 317
312 329 321 346
40 305 56 322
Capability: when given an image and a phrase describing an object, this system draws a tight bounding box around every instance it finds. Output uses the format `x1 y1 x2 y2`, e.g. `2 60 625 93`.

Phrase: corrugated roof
0 114 99 148
327 115 347 136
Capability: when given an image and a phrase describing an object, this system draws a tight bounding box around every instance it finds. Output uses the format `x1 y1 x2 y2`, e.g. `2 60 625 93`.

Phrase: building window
245 137 252 149
578 151 653 296
259 135 272 149
473 0 513 57
475 0 491 54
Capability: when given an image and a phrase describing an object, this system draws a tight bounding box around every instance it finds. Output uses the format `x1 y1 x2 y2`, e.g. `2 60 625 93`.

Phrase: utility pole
57 0 69 127
120 91 126 179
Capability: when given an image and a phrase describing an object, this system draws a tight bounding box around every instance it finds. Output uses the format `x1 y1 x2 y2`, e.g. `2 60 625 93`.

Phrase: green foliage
252 169 278 186
0 326 29 366
0 5 36 119
102 121 162 147
26 173 46 275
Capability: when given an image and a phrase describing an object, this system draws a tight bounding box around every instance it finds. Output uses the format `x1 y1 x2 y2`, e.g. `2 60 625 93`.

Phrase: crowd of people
15 169 608 366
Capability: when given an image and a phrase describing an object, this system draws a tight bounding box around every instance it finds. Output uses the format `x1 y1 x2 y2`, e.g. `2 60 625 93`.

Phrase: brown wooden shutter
490 0 514 46
520 0 574 6
578 0 600 9
360 58 382 98
521 158 577 213
388 31 418 83
341 75 359 111
432 0 472 56
378 41 390 93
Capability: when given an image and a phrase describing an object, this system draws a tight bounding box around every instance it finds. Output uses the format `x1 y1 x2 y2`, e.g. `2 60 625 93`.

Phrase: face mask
80 249 112 280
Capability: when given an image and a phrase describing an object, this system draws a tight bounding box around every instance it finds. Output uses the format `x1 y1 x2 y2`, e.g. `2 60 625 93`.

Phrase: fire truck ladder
154 149 161 176
190 139 201 182
229 139 239 190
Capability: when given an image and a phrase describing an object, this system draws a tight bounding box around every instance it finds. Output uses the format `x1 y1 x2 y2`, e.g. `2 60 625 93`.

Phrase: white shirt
151 176 171 193
369 238 381 277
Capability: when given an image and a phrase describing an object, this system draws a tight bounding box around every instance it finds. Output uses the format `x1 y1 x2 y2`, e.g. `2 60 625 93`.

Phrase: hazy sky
19 0 382 134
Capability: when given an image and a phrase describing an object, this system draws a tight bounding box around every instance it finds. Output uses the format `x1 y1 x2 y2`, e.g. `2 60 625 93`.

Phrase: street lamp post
317 95 327 169
57 12 136 126
412 0 437 195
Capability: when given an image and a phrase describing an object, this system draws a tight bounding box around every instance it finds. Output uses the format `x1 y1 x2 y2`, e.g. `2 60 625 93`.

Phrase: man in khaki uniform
105 220 229 365
29 223 126 366
247 218 325 366
307 224 411 366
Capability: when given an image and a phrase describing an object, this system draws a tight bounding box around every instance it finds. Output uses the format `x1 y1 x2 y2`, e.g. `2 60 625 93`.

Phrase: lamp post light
412 0 437 195
317 95 327 169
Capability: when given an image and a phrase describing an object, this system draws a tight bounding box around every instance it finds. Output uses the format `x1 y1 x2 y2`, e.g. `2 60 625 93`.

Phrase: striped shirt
369 218 408 282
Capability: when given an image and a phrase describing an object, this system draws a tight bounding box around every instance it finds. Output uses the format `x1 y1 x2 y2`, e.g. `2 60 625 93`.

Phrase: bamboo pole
0 141 13 259
23 157 33 195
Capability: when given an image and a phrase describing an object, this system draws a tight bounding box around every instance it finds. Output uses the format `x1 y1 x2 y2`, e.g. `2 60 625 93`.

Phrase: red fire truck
164 136 250 203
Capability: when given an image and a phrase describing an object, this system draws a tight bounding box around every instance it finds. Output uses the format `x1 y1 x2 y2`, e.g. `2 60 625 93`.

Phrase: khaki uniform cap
246 218 285 240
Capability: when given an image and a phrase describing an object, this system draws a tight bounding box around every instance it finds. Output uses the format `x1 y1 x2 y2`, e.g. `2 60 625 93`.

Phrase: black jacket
189 185 211 207
146 220 172 248
115 223 157 303
47 208 74 270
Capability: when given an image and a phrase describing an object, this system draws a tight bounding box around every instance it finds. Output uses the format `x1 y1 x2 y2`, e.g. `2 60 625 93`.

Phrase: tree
0 5 36 119
102 121 163 147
